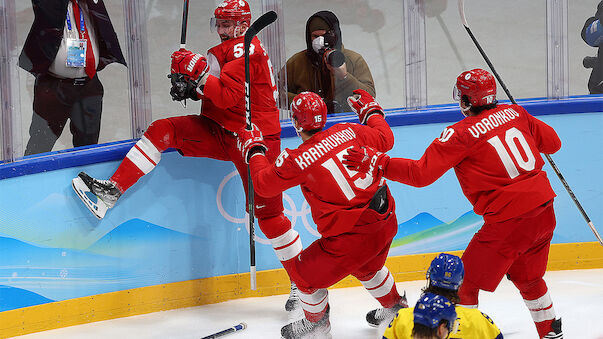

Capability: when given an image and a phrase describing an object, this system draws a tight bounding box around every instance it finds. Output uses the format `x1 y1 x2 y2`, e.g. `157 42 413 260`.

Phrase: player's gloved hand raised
342 146 390 177
168 49 210 102
237 124 268 164
346 89 384 125
170 49 209 82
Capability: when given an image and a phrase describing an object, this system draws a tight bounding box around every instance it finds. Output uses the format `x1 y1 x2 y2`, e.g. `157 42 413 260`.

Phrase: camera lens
583 56 597 69
327 50 345 67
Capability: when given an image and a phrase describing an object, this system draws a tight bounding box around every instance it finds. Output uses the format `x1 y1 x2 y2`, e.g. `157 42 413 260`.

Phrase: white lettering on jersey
294 127 357 170
439 127 455 142
467 108 520 138
275 150 289 168
233 42 255 58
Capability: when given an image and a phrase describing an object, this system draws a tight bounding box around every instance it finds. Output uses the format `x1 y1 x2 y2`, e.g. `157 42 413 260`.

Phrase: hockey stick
458 0 602 245
180 0 189 49
200 322 247 339
168 0 191 107
244 10 278 290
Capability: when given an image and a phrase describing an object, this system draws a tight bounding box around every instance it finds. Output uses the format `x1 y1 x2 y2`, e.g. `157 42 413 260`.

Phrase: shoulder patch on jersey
275 149 290 168
439 127 455 142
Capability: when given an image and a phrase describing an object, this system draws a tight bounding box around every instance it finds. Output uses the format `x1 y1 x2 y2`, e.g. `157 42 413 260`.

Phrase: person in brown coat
285 10 375 114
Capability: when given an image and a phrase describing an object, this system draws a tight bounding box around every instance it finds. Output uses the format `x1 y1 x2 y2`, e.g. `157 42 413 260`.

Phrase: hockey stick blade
200 322 247 339
244 11 277 48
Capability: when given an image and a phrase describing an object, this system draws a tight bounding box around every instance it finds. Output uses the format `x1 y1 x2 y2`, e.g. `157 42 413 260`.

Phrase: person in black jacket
19 0 126 156
581 1 603 94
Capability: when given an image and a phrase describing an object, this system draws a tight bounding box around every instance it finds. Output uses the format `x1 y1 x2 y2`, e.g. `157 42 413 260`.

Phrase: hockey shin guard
359 267 400 308
298 287 329 322
457 279 480 308
111 120 173 191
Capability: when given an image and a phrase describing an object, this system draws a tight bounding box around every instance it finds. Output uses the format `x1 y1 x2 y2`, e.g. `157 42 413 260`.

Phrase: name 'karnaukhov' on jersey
467 108 520 138
295 127 356 170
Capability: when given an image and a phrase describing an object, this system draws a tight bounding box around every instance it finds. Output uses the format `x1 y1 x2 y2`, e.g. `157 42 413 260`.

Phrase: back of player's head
453 68 497 108
427 253 464 291
214 0 251 24
291 91 327 133
413 293 457 336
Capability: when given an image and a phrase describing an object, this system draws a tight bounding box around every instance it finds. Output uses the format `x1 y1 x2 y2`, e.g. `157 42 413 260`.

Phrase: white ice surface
14 269 603 339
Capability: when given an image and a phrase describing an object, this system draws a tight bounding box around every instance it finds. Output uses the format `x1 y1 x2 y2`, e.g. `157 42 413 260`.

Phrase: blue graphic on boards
0 112 600 312
0 210 480 312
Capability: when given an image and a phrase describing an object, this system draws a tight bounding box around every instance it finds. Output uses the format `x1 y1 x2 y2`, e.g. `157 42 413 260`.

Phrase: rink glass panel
13 1 130 158
282 0 406 112
425 0 546 105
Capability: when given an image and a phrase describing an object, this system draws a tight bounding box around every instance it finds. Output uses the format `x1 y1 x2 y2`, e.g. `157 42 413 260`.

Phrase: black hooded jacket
285 11 375 113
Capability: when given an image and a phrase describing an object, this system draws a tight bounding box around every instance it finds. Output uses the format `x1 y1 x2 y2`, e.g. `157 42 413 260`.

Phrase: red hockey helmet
214 0 251 24
291 92 327 132
453 68 497 107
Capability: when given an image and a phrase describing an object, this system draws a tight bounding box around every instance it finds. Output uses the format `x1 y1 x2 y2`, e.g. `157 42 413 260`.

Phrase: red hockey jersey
249 116 394 237
384 104 561 223
202 36 280 136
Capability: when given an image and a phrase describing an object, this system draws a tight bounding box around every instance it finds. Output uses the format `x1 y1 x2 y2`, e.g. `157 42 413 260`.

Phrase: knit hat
308 16 330 33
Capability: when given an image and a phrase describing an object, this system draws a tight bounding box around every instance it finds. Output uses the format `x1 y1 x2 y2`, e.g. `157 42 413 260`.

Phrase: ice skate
365 292 408 327
285 282 300 311
72 171 121 219
281 306 331 339
543 318 563 339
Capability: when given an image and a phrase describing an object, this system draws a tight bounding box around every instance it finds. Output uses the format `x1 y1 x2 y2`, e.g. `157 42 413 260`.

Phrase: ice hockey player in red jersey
237 90 408 339
343 69 563 339
71 0 295 291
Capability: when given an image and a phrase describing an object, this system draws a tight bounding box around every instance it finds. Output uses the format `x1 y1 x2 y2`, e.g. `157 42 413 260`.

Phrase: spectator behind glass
285 10 375 114
581 1 603 94
19 0 126 156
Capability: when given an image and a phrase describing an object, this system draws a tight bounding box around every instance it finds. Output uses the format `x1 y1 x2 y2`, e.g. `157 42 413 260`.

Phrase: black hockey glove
168 73 200 102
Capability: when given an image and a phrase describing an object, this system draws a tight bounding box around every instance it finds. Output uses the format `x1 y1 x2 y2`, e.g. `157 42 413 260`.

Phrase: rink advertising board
0 96 602 336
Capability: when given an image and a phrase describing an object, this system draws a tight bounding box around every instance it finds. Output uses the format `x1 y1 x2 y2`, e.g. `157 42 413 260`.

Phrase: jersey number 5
487 127 536 179
321 148 375 200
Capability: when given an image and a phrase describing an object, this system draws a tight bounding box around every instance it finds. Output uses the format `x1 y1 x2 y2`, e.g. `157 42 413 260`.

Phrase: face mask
312 36 325 54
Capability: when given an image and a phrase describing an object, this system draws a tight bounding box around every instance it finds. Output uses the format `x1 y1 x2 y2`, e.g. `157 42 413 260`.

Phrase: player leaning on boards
344 69 563 339
383 253 503 339
237 90 408 339
71 0 298 299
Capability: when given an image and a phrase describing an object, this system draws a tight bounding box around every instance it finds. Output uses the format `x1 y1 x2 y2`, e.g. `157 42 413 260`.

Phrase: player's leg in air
72 115 227 219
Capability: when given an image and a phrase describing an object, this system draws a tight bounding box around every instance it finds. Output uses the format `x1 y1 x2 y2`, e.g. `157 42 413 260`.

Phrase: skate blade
72 176 108 220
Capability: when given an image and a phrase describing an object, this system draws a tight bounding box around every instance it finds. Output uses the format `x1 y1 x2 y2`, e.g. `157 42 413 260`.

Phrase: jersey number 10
487 127 536 179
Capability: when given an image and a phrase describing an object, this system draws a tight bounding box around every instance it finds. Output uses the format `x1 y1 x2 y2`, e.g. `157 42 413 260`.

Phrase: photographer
581 1 603 94
286 11 375 114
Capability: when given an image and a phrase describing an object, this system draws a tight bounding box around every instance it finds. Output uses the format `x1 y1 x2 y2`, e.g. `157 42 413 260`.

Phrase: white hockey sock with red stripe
525 291 556 323
360 267 398 307
111 136 162 191
126 136 162 174
299 288 329 322
270 229 302 262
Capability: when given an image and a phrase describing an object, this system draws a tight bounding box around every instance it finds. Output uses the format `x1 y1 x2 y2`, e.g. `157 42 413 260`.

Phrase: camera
312 31 345 67
583 56 598 69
